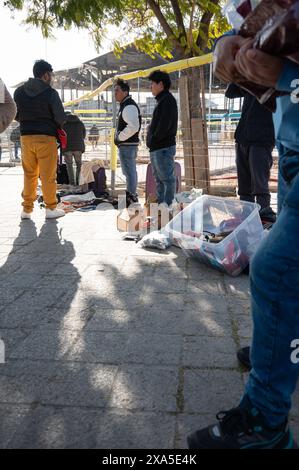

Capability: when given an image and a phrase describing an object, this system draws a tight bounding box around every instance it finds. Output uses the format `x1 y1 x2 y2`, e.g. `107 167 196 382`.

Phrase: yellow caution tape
110 129 118 171
63 53 213 107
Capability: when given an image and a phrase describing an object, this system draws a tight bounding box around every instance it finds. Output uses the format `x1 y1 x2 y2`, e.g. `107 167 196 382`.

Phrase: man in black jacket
226 84 276 221
14 59 66 220
63 113 86 186
146 70 178 206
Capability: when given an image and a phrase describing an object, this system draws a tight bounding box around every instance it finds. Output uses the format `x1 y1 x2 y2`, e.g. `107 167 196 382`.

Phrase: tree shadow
0 208 255 448
0 219 107 448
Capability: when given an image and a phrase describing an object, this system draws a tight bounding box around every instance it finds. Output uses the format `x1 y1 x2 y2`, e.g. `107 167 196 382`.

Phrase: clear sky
0 3 118 93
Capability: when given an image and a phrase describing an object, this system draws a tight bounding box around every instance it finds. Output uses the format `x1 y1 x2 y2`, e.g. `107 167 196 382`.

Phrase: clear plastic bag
223 0 247 29
137 231 171 250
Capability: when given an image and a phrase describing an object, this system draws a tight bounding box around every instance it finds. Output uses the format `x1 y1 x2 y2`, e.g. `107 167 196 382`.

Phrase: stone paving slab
116 305 233 337
9 326 81 361
109 365 179 412
0 168 298 449
5 407 176 449
183 369 245 415
65 331 183 367
0 404 34 449
182 336 238 369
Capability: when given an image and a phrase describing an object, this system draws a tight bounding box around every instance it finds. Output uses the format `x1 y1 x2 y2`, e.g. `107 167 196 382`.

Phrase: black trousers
236 143 273 209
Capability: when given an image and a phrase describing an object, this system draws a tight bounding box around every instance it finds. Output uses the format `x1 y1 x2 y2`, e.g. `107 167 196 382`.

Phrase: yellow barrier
63 52 213 107
74 109 107 114
110 129 118 172
82 116 112 119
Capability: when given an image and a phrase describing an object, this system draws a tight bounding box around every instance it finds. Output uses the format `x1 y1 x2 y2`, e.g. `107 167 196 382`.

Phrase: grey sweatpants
63 151 82 186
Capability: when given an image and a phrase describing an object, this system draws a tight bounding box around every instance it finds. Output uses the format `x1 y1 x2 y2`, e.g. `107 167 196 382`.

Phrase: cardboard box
144 197 175 230
117 208 144 233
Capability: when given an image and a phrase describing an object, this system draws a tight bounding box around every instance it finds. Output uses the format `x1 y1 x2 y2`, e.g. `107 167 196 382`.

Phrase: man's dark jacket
63 114 86 153
146 89 178 152
225 84 275 147
14 78 66 137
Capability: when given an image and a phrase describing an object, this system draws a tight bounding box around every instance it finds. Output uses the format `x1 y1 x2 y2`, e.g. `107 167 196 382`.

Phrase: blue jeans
118 145 138 194
244 144 299 428
150 146 176 205
276 142 295 214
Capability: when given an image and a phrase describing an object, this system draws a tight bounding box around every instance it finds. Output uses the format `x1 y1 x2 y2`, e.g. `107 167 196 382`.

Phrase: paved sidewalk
0 167 298 449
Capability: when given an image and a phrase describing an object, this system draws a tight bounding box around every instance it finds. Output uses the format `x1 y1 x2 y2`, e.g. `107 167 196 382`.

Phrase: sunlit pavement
0 166 298 448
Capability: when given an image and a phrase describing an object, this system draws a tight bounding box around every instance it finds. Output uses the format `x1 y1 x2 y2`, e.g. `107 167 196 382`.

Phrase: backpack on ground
88 167 107 197
57 147 69 185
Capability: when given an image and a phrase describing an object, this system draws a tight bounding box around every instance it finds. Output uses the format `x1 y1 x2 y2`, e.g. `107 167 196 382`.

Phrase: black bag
88 167 107 197
57 163 69 185
57 147 69 185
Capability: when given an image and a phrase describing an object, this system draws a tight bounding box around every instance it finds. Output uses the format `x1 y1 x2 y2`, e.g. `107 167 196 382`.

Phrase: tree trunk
179 67 210 192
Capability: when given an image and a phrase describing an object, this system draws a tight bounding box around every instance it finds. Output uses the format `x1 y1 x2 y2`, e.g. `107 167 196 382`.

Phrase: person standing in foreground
14 59 66 220
146 70 178 207
188 31 299 449
114 79 141 206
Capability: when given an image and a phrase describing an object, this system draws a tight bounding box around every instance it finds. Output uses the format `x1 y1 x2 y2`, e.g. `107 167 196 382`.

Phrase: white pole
208 62 212 126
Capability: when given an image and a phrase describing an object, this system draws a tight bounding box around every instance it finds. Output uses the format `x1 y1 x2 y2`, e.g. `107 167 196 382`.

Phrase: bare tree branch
196 0 219 49
170 0 187 39
147 0 186 56
188 0 196 49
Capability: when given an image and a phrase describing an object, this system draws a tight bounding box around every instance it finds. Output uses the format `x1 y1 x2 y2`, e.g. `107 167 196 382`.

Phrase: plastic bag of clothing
137 230 172 250
163 195 264 276
61 191 96 203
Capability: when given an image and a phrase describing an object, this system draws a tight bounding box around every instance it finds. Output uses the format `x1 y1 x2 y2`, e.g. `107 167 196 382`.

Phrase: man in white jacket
114 79 141 205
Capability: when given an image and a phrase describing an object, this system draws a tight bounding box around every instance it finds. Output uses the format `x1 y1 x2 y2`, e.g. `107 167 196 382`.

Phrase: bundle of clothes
38 185 118 213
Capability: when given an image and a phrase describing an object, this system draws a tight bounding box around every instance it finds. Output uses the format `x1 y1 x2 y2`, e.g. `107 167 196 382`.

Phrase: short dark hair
148 70 171 90
115 79 130 93
33 60 53 78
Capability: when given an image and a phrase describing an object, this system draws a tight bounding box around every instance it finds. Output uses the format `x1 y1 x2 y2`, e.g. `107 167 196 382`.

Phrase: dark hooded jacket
225 84 275 147
14 78 66 136
63 114 86 153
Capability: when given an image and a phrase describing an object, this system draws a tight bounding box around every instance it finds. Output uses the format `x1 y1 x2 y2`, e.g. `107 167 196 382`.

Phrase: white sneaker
21 211 31 219
45 208 65 219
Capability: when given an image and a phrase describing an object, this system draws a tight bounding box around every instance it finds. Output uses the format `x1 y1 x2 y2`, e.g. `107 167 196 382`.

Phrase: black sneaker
126 191 139 207
259 207 276 224
130 193 139 203
188 403 297 449
242 265 250 275
237 346 251 370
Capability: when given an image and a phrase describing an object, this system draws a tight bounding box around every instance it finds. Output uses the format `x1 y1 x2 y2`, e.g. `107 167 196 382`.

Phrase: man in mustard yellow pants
14 60 66 219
